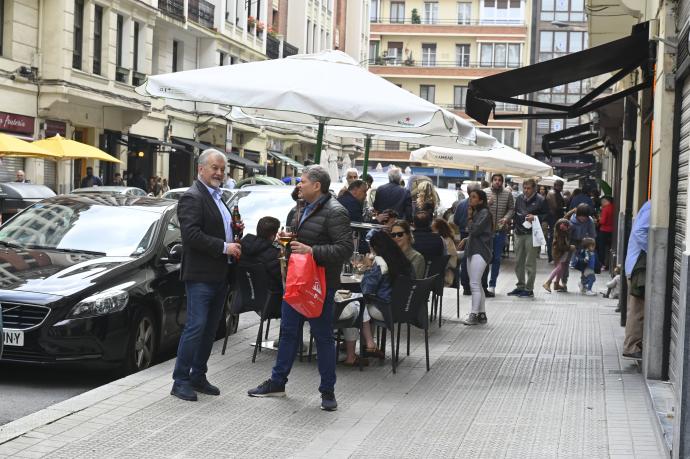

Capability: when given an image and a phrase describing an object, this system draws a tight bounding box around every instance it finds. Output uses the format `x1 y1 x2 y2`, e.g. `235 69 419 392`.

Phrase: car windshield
0 202 161 257
228 190 296 234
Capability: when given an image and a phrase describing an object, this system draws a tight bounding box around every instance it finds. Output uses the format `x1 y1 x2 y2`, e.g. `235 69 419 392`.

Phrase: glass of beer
279 226 295 248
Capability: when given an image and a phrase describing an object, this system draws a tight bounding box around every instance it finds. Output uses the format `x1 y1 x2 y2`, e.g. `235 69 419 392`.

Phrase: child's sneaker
585 290 597 296
542 281 551 293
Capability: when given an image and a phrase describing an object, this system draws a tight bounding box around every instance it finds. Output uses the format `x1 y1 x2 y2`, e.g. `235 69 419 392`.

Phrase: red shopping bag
283 253 326 318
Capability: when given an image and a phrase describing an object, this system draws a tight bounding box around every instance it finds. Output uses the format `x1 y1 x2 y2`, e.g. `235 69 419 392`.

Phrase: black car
0 193 195 373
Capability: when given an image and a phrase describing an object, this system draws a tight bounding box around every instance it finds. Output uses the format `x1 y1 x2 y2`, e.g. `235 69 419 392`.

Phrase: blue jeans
489 232 507 288
271 289 336 393
173 281 228 384
582 273 595 291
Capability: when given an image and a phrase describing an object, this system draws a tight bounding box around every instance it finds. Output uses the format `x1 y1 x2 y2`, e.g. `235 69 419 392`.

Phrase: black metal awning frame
466 22 655 125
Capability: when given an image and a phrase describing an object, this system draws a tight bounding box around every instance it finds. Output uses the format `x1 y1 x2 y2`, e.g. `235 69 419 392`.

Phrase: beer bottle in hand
232 205 243 242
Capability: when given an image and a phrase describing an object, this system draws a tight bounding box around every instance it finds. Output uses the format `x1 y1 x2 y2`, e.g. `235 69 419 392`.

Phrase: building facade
0 0 362 192
368 0 531 177
526 0 588 163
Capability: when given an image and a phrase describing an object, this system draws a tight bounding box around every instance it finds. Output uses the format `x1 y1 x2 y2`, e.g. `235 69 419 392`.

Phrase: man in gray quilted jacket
248 165 353 411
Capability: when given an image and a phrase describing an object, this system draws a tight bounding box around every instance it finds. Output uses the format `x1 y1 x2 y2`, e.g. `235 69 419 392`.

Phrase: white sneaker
487 286 495 294
585 290 596 296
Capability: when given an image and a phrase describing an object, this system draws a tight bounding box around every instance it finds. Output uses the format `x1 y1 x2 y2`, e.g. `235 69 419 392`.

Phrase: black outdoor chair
426 255 450 328
222 262 283 362
307 294 367 370
368 275 438 373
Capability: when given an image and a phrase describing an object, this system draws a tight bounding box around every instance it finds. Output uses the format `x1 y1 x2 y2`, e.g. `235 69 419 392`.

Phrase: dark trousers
597 231 612 268
173 281 228 384
271 289 336 393
489 232 507 288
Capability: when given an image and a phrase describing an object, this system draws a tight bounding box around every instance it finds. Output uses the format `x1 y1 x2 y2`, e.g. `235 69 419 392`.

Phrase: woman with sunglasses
389 220 426 279
459 189 494 325
341 230 414 366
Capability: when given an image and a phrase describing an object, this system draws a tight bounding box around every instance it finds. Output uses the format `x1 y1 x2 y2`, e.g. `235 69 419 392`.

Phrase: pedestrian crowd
167 153 637 414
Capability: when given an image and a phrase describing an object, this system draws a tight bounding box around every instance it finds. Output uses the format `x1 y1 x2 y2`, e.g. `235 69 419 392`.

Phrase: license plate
3 329 24 347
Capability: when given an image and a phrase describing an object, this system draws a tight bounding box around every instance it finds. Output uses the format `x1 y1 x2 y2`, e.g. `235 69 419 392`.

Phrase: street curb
0 362 171 444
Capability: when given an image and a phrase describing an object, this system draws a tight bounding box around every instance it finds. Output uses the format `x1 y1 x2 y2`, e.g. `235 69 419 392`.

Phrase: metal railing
370 17 525 26
266 34 280 59
188 0 215 28
438 103 521 112
158 0 185 21
368 58 521 70
283 42 299 57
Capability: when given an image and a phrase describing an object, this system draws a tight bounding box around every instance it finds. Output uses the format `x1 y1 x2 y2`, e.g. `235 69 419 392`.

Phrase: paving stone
0 260 668 458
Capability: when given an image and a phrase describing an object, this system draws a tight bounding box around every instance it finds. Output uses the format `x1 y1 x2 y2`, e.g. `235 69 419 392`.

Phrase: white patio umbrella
227 107 499 175
410 145 553 177
510 174 566 186
136 50 478 163
341 154 352 177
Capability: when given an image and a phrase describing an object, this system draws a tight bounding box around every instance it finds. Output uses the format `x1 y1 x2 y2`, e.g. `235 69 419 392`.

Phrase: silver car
71 186 148 197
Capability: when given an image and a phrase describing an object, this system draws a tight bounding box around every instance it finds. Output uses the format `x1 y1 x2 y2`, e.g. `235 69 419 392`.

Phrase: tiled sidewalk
0 260 666 458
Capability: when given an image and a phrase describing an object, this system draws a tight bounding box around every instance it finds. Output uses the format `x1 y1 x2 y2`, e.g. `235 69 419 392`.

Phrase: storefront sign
45 120 67 137
0 112 34 135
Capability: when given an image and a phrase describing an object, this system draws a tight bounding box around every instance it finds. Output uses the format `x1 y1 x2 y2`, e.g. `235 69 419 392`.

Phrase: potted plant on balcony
267 26 277 38
404 52 415 66
247 15 256 31
411 8 421 24
256 21 265 33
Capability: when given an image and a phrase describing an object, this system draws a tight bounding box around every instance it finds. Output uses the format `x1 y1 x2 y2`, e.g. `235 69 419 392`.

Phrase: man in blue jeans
171 149 243 402
248 165 353 411
483 174 514 294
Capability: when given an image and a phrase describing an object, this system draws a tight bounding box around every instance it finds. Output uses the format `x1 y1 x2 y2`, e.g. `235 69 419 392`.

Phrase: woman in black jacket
459 189 493 326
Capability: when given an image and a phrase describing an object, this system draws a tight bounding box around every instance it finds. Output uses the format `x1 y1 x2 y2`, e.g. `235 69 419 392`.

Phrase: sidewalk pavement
0 259 666 458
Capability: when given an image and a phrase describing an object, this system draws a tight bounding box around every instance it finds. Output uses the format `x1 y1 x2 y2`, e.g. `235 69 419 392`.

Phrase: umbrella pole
314 120 325 164
362 135 371 177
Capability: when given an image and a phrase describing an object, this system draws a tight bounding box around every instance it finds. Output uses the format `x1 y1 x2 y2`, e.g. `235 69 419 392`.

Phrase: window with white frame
390 2 405 23
456 44 470 67
453 86 468 109
457 2 471 24
370 0 380 21
386 41 403 65
481 128 518 147
539 30 586 62
541 0 585 22
423 2 439 24
422 44 436 66
420 85 435 103
479 42 521 67
480 0 523 24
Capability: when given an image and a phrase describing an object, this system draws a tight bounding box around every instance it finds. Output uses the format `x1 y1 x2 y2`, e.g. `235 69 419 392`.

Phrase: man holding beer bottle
171 149 242 402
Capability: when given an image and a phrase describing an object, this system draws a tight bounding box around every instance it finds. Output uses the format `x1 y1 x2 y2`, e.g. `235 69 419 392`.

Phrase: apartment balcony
368 59 521 78
266 34 300 59
158 0 185 21
188 0 215 29
370 18 527 37
283 42 298 57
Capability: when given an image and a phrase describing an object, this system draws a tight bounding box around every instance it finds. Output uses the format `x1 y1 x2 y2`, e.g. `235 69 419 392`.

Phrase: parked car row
0 175 455 373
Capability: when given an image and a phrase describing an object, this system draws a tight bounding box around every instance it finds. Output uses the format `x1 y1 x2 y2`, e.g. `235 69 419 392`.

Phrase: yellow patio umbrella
33 134 121 163
0 132 61 159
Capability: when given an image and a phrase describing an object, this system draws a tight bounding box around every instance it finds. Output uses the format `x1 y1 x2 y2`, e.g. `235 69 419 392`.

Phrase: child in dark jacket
574 237 597 296
239 217 282 293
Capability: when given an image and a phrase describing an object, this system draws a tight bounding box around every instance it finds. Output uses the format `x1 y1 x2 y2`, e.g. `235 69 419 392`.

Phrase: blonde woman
414 180 438 215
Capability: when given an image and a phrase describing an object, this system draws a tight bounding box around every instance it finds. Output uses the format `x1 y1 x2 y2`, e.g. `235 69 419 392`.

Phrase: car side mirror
162 243 182 264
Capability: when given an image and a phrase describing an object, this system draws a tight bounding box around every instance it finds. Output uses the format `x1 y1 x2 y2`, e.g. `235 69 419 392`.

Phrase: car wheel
126 309 157 373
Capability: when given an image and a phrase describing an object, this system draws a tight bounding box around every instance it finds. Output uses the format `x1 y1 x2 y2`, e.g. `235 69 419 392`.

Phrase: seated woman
239 216 282 293
432 218 458 287
340 230 415 366
390 220 425 279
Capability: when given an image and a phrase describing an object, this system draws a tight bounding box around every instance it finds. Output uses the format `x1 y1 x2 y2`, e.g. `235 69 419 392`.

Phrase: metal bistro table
349 221 384 255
